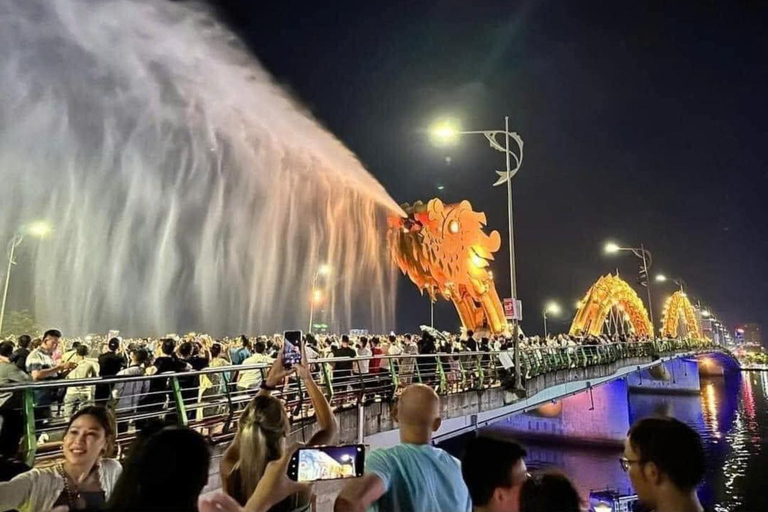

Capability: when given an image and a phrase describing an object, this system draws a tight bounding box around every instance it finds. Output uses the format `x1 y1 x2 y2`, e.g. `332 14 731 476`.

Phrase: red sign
504 298 522 320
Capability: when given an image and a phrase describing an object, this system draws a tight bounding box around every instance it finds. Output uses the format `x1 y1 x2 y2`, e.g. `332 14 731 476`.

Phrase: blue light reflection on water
441 371 768 511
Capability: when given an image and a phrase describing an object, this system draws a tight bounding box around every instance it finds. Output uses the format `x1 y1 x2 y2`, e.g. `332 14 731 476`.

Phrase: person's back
366 443 470 512
335 384 471 512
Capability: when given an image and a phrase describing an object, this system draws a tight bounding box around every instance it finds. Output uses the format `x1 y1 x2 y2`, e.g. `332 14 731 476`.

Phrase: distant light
545 301 561 315
318 264 332 276
655 274 667 282
437 185 445 191
604 242 621 254
312 289 323 303
448 220 460 234
701 310 711 317
429 118 460 146
27 221 52 238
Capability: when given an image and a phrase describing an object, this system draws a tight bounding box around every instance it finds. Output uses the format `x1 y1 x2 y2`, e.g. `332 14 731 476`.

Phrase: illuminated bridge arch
660 290 702 339
569 274 653 337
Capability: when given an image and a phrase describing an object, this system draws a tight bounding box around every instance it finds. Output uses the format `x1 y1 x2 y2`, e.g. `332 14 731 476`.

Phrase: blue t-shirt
366 443 471 512
229 347 251 365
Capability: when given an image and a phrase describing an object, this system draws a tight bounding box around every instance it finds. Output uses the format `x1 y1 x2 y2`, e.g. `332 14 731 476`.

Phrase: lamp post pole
542 311 548 338
0 233 23 335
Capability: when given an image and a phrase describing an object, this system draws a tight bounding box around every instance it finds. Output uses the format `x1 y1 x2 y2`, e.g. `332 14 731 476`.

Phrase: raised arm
295 361 338 446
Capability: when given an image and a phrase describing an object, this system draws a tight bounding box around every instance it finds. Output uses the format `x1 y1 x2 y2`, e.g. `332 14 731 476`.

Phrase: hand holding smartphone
287 444 366 483
282 330 303 369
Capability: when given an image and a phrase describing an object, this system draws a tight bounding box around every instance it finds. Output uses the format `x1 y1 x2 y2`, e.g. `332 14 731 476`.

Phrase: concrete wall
626 358 700 394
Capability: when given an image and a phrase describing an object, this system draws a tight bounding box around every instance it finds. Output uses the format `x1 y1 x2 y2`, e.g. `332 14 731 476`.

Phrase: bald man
335 384 471 512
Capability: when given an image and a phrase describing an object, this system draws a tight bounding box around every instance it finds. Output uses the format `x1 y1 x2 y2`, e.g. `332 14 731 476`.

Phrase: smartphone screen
288 445 366 482
282 330 303 368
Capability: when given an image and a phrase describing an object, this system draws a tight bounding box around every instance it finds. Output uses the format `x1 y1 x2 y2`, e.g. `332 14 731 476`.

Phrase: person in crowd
623 417 705 512
399 336 417 386
9 335 31 373
0 341 31 458
230 335 252 365
26 329 76 431
461 436 529 512
355 336 371 377
63 344 101 417
137 338 188 429
199 342 228 420
369 337 383 374
238 340 273 391
332 335 357 395
518 471 583 512
113 348 150 434
61 341 82 364
416 331 437 385
96 338 126 405
0 406 121 512
221 350 338 509
335 384 471 512
176 341 200 422
465 330 478 352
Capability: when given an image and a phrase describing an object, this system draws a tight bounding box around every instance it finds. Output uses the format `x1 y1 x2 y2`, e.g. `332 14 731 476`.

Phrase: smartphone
282 330 303 369
288 444 366 482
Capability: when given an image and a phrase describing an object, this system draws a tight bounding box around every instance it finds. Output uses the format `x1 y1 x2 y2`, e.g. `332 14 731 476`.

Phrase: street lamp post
655 274 686 293
0 221 52 334
604 242 655 334
542 302 561 338
431 116 524 391
308 264 331 334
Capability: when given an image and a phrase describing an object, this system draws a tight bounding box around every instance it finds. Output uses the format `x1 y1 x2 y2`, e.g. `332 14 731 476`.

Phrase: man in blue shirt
229 335 251 365
335 384 471 512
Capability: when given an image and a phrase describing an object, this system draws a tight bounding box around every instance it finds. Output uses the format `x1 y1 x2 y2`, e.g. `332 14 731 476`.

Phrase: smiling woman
0 406 122 512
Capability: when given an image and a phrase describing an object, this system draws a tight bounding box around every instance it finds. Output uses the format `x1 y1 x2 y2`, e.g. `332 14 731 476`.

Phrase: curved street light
603 241 655 331
1 221 53 334
542 301 561 338
429 115 525 391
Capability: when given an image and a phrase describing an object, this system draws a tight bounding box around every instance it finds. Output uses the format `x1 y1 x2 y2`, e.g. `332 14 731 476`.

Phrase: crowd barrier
0 338 717 466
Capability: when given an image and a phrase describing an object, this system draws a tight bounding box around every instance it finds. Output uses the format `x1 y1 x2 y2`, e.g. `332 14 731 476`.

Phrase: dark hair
178 341 193 358
341 334 350 344
161 338 176 356
371 337 379 347
72 341 81 349
240 335 250 347
254 340 266 354
360 337 369 348
76 345 89 357
108 337 120 351
66 406 117 457
628 417 705 490
17 335 31 348
43 329 62 340
462 436 527 506
389 334 396 343
210 342 222 359
132 348 149 365
467 330 474 338
0 341 14 358
519 471 582 512
107 426 210 512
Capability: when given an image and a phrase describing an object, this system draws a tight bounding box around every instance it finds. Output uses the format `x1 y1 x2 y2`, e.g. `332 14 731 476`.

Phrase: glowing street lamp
701 310 711 318
655 274 667 282
603 241 655 332
1 221 53 334
542 301 561 338
429 115 524 390
655 273 686 293
308 264 331 334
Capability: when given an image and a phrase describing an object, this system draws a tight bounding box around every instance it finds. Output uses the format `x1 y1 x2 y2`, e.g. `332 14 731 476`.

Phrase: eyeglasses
619 457 643 472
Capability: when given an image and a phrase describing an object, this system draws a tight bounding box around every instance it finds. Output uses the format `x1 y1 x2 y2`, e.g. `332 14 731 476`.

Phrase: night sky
209 0 767 336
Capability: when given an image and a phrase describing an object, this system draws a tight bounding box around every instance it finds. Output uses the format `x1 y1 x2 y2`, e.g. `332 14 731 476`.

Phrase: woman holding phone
220 343 338 511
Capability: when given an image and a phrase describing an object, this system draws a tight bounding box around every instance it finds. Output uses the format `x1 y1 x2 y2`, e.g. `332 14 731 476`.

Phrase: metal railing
0 338 717 466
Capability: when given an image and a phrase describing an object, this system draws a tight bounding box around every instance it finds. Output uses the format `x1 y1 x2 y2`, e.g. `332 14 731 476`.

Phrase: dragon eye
448 220 460 234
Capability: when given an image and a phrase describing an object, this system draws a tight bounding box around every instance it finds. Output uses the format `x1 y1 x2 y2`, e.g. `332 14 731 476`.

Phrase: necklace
57 463 82 509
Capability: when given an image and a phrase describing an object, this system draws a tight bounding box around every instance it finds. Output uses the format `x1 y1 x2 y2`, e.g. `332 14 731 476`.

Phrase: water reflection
457 371 768 511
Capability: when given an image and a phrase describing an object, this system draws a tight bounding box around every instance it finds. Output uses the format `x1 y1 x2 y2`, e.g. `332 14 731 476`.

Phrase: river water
440 371 767 511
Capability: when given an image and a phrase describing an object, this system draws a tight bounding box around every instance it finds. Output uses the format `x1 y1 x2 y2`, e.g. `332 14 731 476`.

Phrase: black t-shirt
189 355 209 371
10 348 29 372
149 356 188 392
333 347 357 373
98 352 126 377
465 338 478 352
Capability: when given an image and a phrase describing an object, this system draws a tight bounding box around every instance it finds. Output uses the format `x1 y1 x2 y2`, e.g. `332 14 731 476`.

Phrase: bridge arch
660 290 701 339
569 274 653 337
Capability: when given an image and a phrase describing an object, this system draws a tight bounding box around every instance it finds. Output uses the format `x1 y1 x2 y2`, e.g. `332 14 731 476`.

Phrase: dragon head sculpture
387 198 506 333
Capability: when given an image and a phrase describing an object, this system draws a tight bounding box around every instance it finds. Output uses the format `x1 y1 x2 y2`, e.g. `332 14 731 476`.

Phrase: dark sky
209 0 768 336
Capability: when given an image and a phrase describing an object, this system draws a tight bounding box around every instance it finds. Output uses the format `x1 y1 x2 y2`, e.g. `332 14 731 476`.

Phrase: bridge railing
0 338 716 466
